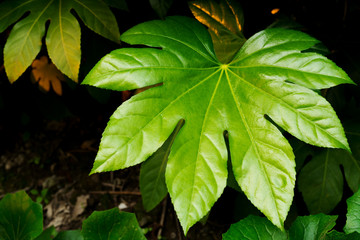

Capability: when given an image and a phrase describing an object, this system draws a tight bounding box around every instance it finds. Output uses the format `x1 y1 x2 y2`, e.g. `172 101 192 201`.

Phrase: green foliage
34 227 58 240
344 186 360 234
83 15 353 234
53 230 83 240
0 191 145 240
82 208 146 240
140 120 183 211
222 215 287 240
0 191 43 240
298 120 360 214
189 0 246 63
0 0 120 83
288 214 337 240
223 188 360 239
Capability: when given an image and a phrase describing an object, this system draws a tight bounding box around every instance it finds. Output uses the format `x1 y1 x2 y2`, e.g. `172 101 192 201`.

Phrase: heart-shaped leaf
0 191 43 240
83 16 353 234
0 0 120 82
81 208 146 240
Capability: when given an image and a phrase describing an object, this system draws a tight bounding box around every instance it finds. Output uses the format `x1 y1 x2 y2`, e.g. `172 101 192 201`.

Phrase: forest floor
0 85 232 240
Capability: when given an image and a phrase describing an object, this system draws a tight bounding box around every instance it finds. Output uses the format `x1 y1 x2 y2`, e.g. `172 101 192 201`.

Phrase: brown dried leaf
31 56 65 95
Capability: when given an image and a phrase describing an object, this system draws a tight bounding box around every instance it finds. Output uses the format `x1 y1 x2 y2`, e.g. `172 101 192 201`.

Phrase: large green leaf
140 119 183 211
81 208 146 240
222 215 287 240
344 187 360 234
189 0 246 63
298 121 360 214
0 191 43 240
83 16 352 234
0 0 120 82
288 214 337 240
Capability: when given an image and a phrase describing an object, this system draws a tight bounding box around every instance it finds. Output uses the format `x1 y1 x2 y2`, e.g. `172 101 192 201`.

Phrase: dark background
1 0 360 239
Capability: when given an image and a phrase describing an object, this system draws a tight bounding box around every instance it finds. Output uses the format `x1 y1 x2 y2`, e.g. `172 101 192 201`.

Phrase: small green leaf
344 188 360 234
53 230 83 240
189 0 246 63
298 149 343 214
0 191 43 240
140 119 183 211
288 214 337 240
82 208 146 240
0 0 119 82
222 215 287 240
84 16 352 234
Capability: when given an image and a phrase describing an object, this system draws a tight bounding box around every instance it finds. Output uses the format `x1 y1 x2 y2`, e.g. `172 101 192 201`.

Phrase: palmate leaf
83 16 353 234
0 0 120 83
298 120 360 214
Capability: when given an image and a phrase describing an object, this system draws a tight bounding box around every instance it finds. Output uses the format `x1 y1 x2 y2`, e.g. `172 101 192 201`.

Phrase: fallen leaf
31 56 65 95
72 194 89 220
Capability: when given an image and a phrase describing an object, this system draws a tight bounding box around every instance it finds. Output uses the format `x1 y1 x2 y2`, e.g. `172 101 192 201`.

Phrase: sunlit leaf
83 16 352 234
0 191 43 240
32 56 65 95
0 0 120 82
189 0 246 63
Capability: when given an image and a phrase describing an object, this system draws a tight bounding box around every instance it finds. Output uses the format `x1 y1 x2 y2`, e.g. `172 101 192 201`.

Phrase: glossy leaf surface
83 16 352 233
288 214 337 240
189 0 246 63
140 120 183 211
0 191 43 240
222 215 287 240
82 208 146 240
0 0 120 82
344 187 360 234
